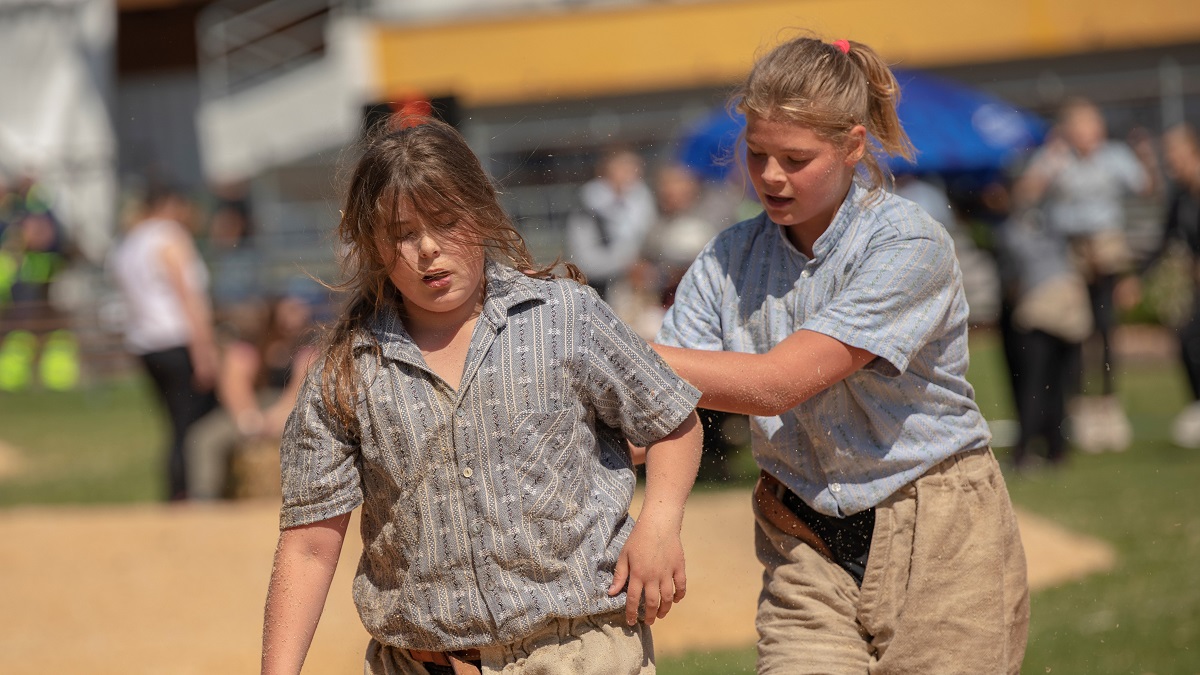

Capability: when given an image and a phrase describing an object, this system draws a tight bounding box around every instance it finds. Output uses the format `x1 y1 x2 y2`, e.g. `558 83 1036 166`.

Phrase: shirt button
800 269 811 278
462 467 474 478
471 521 482 534
830 483 841 493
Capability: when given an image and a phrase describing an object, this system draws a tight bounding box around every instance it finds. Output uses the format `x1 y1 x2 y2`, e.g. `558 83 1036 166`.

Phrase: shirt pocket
509 406 591 524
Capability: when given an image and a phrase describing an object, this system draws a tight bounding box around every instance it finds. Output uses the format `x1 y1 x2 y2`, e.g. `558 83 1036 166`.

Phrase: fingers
624 572 685 626
625 578 644 626
642 582 661 626
654 578 674 621
608 552 629 597
672 567 687 604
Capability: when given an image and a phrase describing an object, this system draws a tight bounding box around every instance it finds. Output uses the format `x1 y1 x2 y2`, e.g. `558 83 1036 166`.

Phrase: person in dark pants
1138 123 1200 447
110 185 218 500
140 346 217 497
996 207 1092 470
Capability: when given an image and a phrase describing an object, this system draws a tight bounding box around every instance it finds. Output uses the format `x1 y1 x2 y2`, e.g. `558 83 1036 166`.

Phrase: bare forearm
262 515 349 675
653 332 873 416
640 411 702 526
653 345 802 415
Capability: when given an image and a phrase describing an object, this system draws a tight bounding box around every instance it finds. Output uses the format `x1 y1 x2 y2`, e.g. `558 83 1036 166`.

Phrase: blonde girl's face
376 201 486 326
744 114 864 237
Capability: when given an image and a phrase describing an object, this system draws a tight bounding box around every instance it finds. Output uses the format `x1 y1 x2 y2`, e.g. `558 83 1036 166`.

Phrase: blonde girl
654 37 1029 674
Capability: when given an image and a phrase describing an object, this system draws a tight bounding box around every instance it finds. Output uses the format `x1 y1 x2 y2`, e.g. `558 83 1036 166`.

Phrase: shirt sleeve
656 240 726 351
278 363 364 529
1107 143 1149 194
578 286 701 446
802 229 959 377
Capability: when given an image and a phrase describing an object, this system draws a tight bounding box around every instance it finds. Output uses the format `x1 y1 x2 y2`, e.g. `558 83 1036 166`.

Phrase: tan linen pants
365 611 654 675
755 448 1029 675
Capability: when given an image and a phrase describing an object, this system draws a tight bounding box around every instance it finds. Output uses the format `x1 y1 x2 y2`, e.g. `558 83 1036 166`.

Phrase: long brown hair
734 35 915 193
319 117 582 430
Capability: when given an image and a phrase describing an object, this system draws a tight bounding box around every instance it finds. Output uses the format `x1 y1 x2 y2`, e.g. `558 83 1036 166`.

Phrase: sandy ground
0 488 1113 674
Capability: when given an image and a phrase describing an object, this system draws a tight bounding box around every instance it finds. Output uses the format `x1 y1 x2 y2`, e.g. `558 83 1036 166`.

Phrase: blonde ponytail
844 40 915 166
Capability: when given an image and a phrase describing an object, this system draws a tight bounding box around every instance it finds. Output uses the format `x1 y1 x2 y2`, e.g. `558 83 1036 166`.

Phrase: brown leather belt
754 471 835 560
404 648 483 675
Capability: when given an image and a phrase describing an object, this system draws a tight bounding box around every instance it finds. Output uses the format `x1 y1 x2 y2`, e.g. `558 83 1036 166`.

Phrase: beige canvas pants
755 448 1030 674
365 611 654 675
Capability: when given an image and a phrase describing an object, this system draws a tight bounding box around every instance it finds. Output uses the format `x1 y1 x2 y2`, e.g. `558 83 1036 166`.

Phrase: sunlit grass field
1 330 1198 673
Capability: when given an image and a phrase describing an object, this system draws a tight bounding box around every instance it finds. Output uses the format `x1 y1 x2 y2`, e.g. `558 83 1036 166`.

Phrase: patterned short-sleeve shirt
658 183 990 517
279 261 700 651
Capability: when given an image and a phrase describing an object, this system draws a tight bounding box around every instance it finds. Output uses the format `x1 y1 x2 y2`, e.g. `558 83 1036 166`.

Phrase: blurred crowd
993 99 1198 472
0 174 324 501
3 95 1200 498
104 183 322 501
565 98 1200 477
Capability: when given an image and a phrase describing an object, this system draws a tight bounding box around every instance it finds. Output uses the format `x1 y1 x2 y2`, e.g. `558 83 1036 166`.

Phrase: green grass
0 376 167 505
3 333 1199 673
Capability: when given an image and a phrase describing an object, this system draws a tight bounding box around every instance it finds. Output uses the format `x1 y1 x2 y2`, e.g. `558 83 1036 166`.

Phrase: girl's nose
417 233 440 259
761 157 786 185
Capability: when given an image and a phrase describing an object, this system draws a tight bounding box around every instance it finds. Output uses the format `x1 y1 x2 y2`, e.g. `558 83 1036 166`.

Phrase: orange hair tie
832 39 850 54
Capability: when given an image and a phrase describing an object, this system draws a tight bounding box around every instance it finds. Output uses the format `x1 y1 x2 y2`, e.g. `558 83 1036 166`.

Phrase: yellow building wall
372 0 1200 106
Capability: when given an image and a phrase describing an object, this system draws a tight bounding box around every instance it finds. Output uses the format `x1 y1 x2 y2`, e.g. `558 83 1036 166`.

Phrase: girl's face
377 201 486 327
745 114 864 242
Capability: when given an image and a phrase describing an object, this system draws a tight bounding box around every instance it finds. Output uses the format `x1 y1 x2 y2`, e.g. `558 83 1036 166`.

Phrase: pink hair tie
832 39 850 54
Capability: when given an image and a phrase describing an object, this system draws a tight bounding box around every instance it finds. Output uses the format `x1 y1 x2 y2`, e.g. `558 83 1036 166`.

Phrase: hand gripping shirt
658 183 990 517
279 261 700 650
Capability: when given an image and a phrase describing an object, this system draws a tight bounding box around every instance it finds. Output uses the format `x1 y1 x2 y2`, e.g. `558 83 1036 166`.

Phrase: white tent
0 0 117 263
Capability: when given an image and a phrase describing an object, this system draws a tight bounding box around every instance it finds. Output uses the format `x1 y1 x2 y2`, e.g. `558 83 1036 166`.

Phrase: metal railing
197 0 350 100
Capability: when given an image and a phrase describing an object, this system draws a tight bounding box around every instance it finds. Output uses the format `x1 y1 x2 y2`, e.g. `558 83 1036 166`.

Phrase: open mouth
764 194 794 208
422 270 450 281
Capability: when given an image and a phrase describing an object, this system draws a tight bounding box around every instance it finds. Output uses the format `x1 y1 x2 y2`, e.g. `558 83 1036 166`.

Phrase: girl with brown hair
260 118 702 675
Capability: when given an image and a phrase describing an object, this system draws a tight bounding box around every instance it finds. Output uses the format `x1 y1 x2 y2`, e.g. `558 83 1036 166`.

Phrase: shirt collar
772 181 867 263
357 259 546 364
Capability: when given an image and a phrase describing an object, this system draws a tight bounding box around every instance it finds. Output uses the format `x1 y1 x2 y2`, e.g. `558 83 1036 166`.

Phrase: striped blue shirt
658 183 990 517
279 262 700 650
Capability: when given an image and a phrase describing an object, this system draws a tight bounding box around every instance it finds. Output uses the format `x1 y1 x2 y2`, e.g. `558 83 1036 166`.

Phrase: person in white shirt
110 184 218 500
565 147 657 300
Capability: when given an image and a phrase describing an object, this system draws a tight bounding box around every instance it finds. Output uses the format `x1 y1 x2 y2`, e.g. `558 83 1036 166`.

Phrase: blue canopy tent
678 69 1048 180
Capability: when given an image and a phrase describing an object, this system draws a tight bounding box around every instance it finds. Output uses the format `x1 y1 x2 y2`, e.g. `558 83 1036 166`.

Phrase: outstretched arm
261 513 350 675
654 330 876 417
609 410 702 626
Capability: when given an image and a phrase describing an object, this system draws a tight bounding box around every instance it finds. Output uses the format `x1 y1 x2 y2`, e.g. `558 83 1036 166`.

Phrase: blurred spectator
643 163 723 304
185 292 317 499
996 201 1091 470
643 162 740 481
1013 97 1158 453
109 183 218 501
202 195 263 329
1138 123 1200 448
0 176 80 392
565 146 656 300
894 172 955 229
605 258 665 342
